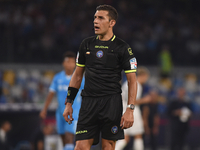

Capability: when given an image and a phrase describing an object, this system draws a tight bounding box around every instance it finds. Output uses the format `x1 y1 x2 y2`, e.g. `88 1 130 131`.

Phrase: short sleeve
49 76 57 92
76 40 86 67
121 45 137 73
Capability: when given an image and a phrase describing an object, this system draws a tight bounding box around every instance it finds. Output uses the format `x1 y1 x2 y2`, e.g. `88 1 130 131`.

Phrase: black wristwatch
127 104 135 110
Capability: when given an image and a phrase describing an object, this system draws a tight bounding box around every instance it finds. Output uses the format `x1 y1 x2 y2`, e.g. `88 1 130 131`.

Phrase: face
62 57 76 73
177 88 186 100
140 74 149 84
93 10 115 35
2 121 11 132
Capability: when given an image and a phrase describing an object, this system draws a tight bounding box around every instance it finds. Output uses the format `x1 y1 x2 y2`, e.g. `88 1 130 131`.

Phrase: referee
63 5 137 150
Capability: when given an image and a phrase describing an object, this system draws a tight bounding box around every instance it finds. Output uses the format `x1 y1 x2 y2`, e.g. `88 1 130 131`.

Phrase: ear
109 20 116 28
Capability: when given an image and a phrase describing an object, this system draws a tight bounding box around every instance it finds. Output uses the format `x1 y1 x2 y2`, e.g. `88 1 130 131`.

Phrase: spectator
0 1 200 66
158 45 173 78
143 90 160 150
167 87 192 150
0 121 12 150
0 87 6 103
32 123 54 150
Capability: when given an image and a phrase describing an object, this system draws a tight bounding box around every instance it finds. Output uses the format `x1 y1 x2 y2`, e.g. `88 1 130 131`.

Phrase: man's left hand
120 108 134 129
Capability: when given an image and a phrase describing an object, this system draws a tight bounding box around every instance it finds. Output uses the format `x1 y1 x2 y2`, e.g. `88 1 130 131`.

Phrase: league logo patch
130 57 137 69
111 126 118 134
96 50 104 58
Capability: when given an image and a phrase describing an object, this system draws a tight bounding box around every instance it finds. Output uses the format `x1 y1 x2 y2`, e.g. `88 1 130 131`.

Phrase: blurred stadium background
0 0 200 149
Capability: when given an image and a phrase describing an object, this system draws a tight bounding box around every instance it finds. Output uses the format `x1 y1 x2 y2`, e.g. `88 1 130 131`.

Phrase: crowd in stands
0 69 55 104
0 66 200 115
0 0 200 66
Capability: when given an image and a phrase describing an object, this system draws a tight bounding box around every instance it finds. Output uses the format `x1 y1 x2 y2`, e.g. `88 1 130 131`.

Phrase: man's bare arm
126 73 137 105
153 114 160 135
39 92 55 119
69 66 85 88
135 95 152 105
142 105 150 135
121 72 137 129
63 66 85 122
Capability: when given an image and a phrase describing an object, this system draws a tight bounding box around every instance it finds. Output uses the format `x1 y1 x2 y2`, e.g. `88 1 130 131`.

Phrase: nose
93 18 97 24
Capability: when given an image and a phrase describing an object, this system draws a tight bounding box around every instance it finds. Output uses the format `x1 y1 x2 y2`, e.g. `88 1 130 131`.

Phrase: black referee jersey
76 35 137 97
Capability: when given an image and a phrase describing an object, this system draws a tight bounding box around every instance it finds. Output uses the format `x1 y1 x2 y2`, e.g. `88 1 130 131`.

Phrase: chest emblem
96 50 104 58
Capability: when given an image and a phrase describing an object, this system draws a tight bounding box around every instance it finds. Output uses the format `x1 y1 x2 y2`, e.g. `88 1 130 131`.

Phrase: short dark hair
96 5 118 21
63 51 76 60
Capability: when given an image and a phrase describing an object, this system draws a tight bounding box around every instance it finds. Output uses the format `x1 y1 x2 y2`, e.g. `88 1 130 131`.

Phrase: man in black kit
167 87 192 150
63 5 137 150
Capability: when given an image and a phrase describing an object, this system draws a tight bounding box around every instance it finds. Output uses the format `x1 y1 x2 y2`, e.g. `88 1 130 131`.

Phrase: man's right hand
39 110 47 119
63 103 74 123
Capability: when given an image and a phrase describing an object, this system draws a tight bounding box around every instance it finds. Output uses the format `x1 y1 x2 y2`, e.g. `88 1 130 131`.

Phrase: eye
99 16 103 19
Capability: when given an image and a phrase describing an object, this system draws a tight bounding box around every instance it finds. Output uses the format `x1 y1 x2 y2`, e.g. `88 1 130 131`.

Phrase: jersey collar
96 35 116 42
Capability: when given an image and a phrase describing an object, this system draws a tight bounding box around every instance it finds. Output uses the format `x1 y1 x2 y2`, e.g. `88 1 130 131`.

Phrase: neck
137 78 142 85
65 70 73 76
98 30 114 41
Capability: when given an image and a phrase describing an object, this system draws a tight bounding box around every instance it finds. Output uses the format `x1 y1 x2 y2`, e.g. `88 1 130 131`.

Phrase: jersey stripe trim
124 69 137 73
111 35 116 41
76 63 85 67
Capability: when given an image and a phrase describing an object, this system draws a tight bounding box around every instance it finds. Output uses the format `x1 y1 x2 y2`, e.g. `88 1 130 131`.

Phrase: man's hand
63 103 74 123
173 109 182 116
120 108 134 129
39 109 47 119
143 95 152 103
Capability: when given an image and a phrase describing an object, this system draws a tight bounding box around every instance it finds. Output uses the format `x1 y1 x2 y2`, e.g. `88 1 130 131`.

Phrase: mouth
94 26 100 31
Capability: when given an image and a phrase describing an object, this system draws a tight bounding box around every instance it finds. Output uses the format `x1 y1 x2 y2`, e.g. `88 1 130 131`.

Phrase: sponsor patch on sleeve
130 57 137 69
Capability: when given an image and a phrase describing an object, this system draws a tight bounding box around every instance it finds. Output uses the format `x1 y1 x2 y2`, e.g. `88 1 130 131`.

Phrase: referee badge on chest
111 126 118 134
96 50 104 58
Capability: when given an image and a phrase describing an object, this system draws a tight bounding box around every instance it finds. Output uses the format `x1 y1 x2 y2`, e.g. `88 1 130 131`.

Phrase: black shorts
75 94 124 145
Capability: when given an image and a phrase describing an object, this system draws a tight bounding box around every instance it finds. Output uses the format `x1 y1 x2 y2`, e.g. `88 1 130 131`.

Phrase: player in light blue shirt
40 52 84 150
